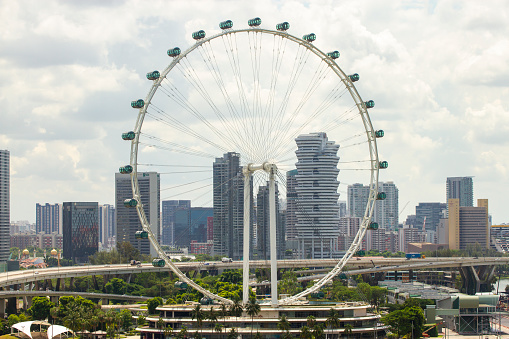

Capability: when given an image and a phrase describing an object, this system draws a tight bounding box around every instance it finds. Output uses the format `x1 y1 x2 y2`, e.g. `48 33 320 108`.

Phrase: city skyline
1 1 509 224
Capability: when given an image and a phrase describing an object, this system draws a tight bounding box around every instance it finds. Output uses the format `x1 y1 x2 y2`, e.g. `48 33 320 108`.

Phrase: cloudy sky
1 0 508 225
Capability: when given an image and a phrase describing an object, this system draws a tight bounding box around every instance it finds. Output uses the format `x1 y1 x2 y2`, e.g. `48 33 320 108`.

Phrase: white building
295 133 340 259
0 150 9 264
373 181 399 229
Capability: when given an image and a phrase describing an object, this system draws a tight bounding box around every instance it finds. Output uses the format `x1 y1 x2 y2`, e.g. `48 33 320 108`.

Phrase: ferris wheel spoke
198 42 251 149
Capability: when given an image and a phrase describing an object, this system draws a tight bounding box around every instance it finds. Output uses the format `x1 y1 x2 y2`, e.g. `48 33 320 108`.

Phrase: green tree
106 325 115 339
253 331 262 339
206 306 218 330
370 286 387 310
214 323 223 338
227 328 238 339
278 314 290 332
147 297 163 315
28 296 55 320
306 315 316 328
382 306 424 338
344 324 353 338
164 325 173 339
7 314 20 327
245 297 260 338
300 325 312 339
325 308 341 334
278 271 303 295
313 324 325 339
120 309 132 331
105 278 128 295
177 326 188 339
137 314 146 327
229 298 243 318
63 303 84 338
191 303 205 335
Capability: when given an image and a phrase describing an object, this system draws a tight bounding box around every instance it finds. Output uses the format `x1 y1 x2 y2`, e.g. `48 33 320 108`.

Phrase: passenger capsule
377 192 387 200
174 281 188 290
146 71 160 80
276 22 290 31
375 130 384 138
302 33 316 42
135 230 148 239
200 297 213 305
122 131 135 140
152 258 166 267
327 51 340 59
348 73 359 82
167 47 181 57
248 17 262 27
124 198 137 208
219 20 233 30
192 30 206 40
368 222 379 230
365 100 375 109
310 291 324 298
119 165 133 174
379 161 389 169
131 99 145 109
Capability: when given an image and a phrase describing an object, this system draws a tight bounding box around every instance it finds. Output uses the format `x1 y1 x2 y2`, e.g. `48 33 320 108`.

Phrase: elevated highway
1 257 507 290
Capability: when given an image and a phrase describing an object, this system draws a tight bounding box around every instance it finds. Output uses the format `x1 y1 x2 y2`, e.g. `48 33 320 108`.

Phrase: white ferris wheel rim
128 25 380 305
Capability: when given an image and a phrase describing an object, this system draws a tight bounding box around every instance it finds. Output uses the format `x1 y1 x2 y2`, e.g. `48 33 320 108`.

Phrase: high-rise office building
0 150 9 263
373 181 399 229
448 198 489 250
338 216 364 251
98 204 115 250
115 172 160 256
212 152 252 260
286 169 298 241
446 177 473 207
36 203 62 234
62 202 99 263
256 182 284 260
161 200 191 246
295 133 340 259
174 207 213 248
338 201 347 218
347 183 370 218
415 202 447 232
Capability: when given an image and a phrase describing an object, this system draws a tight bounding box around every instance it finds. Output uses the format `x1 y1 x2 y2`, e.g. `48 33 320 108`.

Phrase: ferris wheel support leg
269 165 278 307
242 170 251 305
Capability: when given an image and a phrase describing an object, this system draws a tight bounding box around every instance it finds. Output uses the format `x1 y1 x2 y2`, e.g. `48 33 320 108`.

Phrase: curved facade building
295 133 340 259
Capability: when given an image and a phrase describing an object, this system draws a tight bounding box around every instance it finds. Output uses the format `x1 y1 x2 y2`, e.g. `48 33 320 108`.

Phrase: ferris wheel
121 18 387 306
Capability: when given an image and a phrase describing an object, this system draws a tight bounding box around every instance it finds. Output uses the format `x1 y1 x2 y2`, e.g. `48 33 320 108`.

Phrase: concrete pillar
25 296 32 310
55 278 61 291
69 277 74 291
0 298 5 318
102 298 109 306
50 296 59 304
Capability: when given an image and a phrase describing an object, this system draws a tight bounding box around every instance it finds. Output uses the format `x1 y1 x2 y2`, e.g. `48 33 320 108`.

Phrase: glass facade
63 202 98 263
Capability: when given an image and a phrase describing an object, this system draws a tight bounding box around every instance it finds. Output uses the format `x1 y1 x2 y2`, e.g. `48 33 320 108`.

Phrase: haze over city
1 0 508 224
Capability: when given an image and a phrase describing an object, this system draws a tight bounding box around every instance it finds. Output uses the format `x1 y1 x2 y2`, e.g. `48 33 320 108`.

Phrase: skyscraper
36 203 62 234
0 150 9 263
415 202 447 231
212 152 252 260
373 181 399 229
62 202 99 263
115 172 160 256
161 200 191 246
446 177 473 207
256 182 284 260
347 183 370 218
448 198 489 250
285 169 298 241
98 204 115 250
295 133 340 259
174 207 213 248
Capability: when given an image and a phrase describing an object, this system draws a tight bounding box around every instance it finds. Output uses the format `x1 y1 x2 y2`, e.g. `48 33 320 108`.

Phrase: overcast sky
1 0 508 225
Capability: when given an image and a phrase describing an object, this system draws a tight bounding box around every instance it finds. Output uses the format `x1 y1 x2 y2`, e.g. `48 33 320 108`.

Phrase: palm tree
207 306 218 330
229 298 243 319
300 326 312 339
313 324 325 339
63 304 83 339
164 325 173 339
157 317 165 338
191 304 205 336
254 332 263 339
214 323 223 338
227 328 238 339
326 308 341 338
306 315 316 329
344 324 354 339
245 297 261 338
177 325 188 339
219 302 229 338
278 314 291 333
